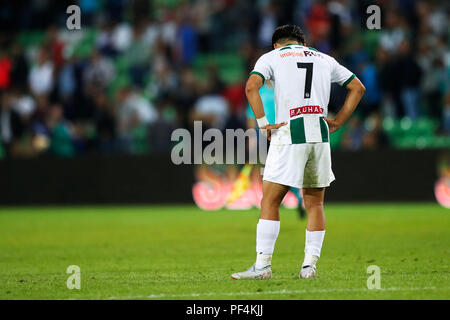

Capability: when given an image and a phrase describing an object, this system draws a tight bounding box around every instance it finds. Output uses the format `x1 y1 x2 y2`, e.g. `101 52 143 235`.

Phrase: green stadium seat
193 53 245 84
107 73 131 97
114 56 132 73
383 117 404 140
395 136 418 149
132 125 150 154
416 117 438 136
330 123 347 150
17 31 46 49
430 136 450 149
384 116 440 150
382 117 395 131
400 117 413 131
361 30 380 58
71 28 97 58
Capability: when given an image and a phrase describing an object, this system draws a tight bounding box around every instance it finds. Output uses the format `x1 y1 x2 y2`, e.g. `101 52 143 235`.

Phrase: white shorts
263 142 335 189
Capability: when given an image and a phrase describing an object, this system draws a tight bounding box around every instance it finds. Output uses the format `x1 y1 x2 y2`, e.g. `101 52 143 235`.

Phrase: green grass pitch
0 204 448 300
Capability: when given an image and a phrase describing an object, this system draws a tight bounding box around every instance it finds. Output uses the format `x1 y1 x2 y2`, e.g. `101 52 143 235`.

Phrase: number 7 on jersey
297 62 313 99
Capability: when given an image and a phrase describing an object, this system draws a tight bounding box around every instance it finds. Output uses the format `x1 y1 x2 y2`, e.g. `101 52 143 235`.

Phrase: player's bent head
272 25 306 48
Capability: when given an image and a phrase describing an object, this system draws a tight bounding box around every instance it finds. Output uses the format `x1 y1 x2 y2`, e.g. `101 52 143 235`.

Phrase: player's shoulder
303 46 335 61
274 45 334 60
257 46 337 67
257 49 277 61
302 47 337 68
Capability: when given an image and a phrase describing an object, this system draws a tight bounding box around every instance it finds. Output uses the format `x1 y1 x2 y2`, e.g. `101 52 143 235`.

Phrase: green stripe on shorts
290 117 306 144
320 117 329 142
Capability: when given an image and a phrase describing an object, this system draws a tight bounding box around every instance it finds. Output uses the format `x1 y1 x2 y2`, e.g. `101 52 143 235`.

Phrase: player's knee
304 199 324 213
261 194 283 208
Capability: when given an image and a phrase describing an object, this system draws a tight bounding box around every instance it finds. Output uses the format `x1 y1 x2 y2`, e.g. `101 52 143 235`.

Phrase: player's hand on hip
260 122 287 141
324 118 341 134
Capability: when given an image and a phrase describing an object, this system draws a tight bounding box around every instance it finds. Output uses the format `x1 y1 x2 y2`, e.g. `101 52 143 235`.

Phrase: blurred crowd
0 0 448 158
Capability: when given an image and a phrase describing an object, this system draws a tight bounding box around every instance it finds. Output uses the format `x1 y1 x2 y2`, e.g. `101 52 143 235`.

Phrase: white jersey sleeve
250 53 273 83
330 57 355 87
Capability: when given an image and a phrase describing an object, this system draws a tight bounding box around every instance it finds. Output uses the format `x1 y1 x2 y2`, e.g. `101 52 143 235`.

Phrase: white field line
106 286 444 300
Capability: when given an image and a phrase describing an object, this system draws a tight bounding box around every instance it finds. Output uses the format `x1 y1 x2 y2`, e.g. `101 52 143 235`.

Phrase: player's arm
325 77 365 133
245 74 286 140
245 74 265 118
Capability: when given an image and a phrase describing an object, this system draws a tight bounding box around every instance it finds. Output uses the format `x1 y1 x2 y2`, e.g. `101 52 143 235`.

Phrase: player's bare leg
231 181 289 280
303 187 326 230
260 180 290 221
299 187 326 278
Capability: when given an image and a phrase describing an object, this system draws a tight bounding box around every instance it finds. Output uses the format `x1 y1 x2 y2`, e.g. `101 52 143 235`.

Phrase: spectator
28 48 54 96
190 88 229 131
45 25 65 70
0 49 12 90
96 20 119 58
397 40 423 119
9 42 29 90
12 87 36 119
116 87 158 153
149 96 178 153
148 56 178 100
92 91 116 153
379 9 407 53
175 66 199 126
418 40 447 119
125 23 152 88
375 48 398 118
363 113 391 150
178 18 198 65
47 104 75 157
83 49 115 94
0 91 24 155
342 117 366 151
359 59 382 117
0 0 447 158
444 93 450 135
58 56 77 102
111 20 133 53
79 0 101 26
258 2 278 48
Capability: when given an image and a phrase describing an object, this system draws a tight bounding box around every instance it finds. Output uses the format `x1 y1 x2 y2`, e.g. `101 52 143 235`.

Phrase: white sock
255 253 272 269
255 219 280 268
303 229 325 266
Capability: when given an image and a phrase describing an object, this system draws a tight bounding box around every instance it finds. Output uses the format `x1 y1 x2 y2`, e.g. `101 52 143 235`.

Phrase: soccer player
246 80 306 219
231 25 365 279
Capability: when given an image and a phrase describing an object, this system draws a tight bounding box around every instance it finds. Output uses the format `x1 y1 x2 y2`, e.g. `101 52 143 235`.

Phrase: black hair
271 25 306 46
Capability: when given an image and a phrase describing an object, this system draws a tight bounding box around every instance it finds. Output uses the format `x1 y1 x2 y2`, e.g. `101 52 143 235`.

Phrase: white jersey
251 44 355 144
